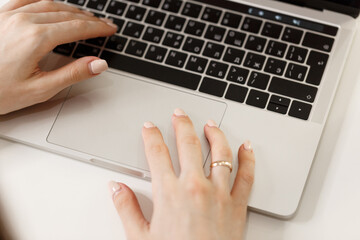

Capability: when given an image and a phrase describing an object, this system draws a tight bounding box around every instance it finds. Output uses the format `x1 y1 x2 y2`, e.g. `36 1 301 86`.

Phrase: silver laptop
0 0 359 218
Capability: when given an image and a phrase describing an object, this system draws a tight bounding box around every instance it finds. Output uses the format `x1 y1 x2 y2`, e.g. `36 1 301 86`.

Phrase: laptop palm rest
47 71 227 176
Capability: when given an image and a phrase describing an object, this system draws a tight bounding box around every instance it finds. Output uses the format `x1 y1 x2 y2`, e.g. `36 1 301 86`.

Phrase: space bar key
100 50 201 90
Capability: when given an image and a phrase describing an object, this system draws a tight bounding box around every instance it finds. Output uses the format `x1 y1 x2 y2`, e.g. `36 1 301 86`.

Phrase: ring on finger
210 160 233 173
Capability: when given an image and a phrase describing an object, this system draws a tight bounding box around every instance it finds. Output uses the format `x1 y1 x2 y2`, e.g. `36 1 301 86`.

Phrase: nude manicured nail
108 181 122 199
174 108 186 117
206 120 218 128
144 121 156 128
243 140 253 151
89 59 108 74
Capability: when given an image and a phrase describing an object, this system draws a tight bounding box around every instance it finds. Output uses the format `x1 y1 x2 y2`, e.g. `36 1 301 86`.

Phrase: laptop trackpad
47 71 227 176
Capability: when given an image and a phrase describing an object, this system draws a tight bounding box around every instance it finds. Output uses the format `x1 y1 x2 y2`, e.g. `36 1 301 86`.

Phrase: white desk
1 2 360 240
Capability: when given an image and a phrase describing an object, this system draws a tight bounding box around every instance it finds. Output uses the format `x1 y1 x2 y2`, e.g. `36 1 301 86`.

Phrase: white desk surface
1 2 360 240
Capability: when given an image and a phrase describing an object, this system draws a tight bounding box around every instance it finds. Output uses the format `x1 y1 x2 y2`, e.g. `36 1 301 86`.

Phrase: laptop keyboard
53 0 338 121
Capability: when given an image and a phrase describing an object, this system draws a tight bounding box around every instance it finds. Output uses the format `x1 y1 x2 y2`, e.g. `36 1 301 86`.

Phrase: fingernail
100 18 118 28
243 140 253 151
108 181 122 199
144 121 156 128
174 108 186 117
82 10 94 17
89 59 108 75
206 119 218 128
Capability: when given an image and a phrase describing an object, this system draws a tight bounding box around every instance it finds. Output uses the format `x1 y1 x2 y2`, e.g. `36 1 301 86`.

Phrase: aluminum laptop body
0 0 359 218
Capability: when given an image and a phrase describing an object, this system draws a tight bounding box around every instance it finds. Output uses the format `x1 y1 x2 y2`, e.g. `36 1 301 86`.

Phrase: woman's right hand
0 0 117 114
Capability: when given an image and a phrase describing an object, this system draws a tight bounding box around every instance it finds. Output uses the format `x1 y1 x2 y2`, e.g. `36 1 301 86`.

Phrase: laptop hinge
276 0 359 18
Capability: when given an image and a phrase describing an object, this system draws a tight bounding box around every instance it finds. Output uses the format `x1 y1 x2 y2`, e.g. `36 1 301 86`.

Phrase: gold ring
210 161 232 173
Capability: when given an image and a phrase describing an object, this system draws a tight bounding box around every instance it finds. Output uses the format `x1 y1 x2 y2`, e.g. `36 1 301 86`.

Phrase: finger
11 1 86 14
231 141 255 207
109 181 149 239
0 0 47 12
45 19 116 49
29 11 98 24
204 120 233 192
30 57 108 101
172 108 204 176
142 122 176 190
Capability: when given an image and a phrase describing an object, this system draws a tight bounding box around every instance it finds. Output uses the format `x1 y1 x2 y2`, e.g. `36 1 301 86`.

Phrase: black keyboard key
244 52 266 70
181 2 202 18
145 45 167 62
261 22 283 39
184 20 206 37
199 77 227 97
289 101 312 120
246 90 269 109
185 55 208 73
203 42 224 59
269 77 318 103
285 63 307 81
206 61 229 79
165 15 186 31
267 102 288 114
306 51 329 85
143 26 164 43
101 51 201 90
226 66 249 84
125 40 148 57
163 32 184 48
225 30 246 48
107 17 125 33
162 0 182 13
221 12 242 28
265 40 287 58
201 7 222 23
225 84 248 103
145 10 166 26
286 46 308 63
182 37 204 54
68 0 85 6
247 71 270 90
123 21 144 38
245 35 267 52
126 0 140 3
241 17 262 33
165 50 188 68
264 58 286 76
73 44 100 58
86 0 107 11
105 35 128 52
142 0 161 8
303 32 334 52
204 25 226 42
126 5 147 21
106 1 127 16
53 43 76 56
269 95 291 107
223 47 245 65
85 37 106 47
282 27 303 44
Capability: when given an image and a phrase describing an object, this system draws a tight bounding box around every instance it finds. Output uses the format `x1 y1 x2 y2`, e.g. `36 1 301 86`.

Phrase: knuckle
239 171 254 187
184 174 210 196
149 143 168 155
182 135 201 147
72 19 88 29
10 12 29 23
214 145 233 160
68 65 83 83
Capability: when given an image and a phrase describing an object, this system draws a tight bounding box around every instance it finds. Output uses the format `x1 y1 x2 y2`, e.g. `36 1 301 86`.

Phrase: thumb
39 56 108 94
109 181 149 239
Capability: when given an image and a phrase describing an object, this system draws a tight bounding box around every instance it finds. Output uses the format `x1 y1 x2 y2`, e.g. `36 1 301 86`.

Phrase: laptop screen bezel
275 0 360 18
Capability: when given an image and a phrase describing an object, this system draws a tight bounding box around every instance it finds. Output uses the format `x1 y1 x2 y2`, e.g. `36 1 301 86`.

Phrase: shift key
269 77 317 103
